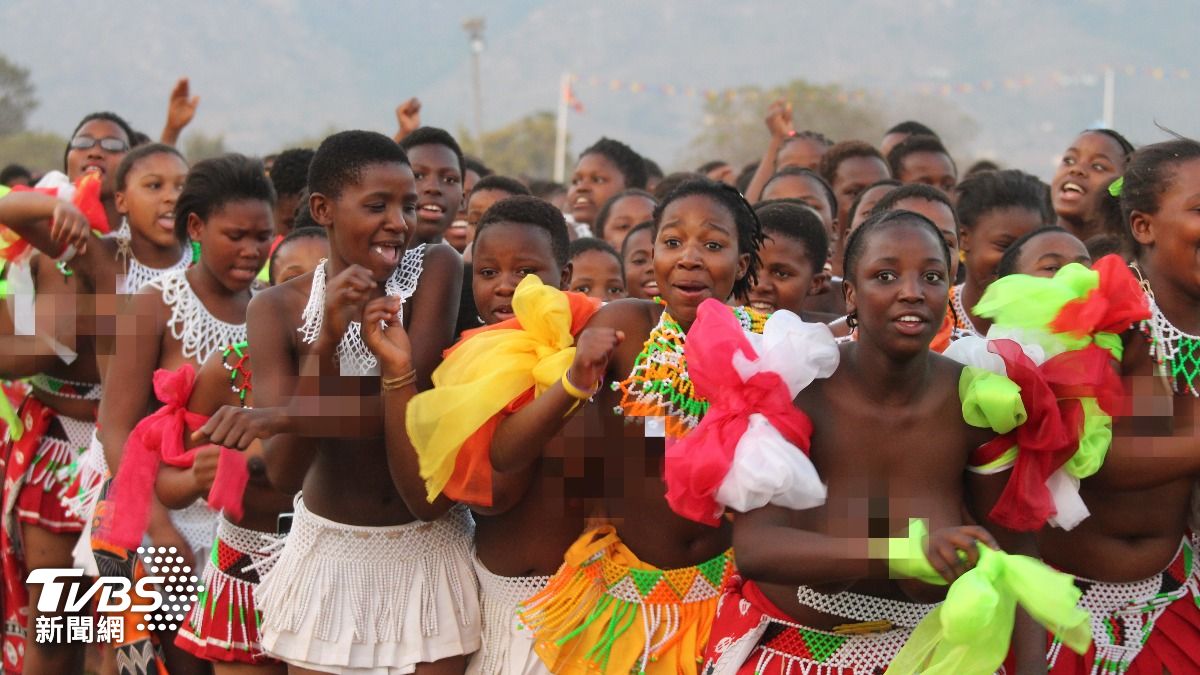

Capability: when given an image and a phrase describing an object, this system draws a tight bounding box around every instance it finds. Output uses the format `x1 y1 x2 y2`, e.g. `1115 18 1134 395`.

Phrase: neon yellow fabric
975 263 1098 348
886 519 1092 674
969 446 1018 474
407 274 582 501
1062 397 1110 480
0 389 21 441
959 366 1027 435
973 263 1128 360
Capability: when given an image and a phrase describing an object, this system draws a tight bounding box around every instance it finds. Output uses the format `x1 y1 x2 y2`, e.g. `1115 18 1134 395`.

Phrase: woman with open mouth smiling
518 178 766 675
1051 129 1135 251
0 118 195 675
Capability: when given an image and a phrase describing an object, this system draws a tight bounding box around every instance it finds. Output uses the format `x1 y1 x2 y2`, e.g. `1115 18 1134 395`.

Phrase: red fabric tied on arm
105 365 248 549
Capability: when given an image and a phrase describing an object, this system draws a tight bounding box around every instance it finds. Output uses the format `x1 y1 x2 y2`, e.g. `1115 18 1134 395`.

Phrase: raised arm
405 243 461 389
490 324 622 472
742 100 794 204
361 295 455 520
393 98 422 144
0 191 109 285
160 78 199 147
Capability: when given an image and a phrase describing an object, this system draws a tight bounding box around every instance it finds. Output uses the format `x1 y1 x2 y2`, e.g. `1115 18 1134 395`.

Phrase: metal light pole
1101 67 1116 129
463 17 486 159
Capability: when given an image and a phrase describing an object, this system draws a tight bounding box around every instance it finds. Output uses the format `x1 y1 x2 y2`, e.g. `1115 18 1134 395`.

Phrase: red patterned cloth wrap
4 394 93 535
176 514 283 664
0 394 95 673
667 301 837 526
1047 533 1200 675
101 364 249 551
701 576 918 675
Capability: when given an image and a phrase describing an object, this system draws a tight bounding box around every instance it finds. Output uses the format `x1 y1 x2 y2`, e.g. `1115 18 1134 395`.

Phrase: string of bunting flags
561 65 1192 109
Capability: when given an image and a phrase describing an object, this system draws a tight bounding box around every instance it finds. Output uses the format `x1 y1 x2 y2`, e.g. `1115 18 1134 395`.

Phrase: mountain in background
2 0 1196 178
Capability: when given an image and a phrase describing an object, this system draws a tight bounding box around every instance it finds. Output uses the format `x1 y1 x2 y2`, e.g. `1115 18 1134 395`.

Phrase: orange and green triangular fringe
521 539 733 675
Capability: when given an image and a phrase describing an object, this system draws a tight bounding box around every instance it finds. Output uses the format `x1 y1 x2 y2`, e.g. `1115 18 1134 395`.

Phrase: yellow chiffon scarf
406 275 600 506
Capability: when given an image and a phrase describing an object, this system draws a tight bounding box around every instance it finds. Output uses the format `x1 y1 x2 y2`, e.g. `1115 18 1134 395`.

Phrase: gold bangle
381 370 417 392
561 370 597 401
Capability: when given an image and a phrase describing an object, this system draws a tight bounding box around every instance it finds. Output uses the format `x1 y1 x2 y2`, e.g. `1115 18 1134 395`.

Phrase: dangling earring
115 216 132 263
845 310 859 329
958 249 967 263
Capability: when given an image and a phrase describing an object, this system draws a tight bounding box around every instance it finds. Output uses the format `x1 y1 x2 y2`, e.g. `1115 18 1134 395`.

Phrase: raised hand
322 264 378 342
765 99 795 139
568 327 624 393
394 98 422 141
163 78 200 144
360 295 412 375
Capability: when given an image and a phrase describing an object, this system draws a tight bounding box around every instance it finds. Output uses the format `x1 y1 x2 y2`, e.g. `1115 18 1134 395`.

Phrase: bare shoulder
420 241 462 273
411 242 462 308
251 271 311 323
586 297 658 333
927 350 967 388
128 278 170 321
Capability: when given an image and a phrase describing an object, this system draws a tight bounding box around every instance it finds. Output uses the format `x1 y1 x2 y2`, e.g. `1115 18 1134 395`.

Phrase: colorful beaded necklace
1131 262 1200 396
612 298 767 438
222 341 252 407
949 283 982 340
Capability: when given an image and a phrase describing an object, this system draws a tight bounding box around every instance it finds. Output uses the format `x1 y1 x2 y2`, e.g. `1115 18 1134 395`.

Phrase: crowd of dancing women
1 78 1198 675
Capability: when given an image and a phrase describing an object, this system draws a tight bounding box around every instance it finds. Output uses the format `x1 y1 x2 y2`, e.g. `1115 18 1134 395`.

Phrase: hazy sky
2 0 1196 177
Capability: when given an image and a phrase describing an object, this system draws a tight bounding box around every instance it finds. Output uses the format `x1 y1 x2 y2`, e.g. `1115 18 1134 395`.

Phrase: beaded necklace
222 341 252 407
949 283 983 340
151 269 247 365
299 249 425 376
612 298 767 438
1131 262 1200 396
107 218 194 294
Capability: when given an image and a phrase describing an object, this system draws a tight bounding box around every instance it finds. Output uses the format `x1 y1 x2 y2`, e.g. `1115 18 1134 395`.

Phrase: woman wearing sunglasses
0 111 192 675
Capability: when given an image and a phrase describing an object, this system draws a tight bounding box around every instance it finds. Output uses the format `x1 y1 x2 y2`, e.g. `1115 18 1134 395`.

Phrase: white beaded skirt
465 554 550 675
255 495 481 674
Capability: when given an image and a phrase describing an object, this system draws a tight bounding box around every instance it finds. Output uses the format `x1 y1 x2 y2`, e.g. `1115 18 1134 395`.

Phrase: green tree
687 78 980 169
277 125 339 153
459 111 565 180
0 53 36 136
687 79 887 168
183 131 227 162
0 131 67 172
